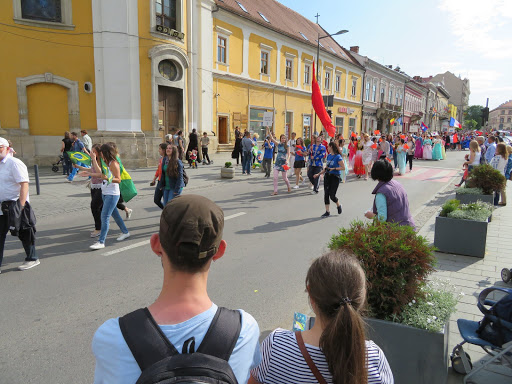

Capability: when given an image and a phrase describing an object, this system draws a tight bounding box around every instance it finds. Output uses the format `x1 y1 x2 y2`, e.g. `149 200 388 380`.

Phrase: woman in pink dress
414 135 423 159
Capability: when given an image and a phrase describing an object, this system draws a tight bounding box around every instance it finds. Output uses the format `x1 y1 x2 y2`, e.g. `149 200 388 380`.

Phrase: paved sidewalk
418 182 512 383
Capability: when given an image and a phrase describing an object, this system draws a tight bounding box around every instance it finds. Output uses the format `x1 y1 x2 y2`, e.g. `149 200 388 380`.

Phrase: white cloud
438 0 512 59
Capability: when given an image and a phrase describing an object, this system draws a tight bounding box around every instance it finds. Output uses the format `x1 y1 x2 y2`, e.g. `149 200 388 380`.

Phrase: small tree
466 164 506 195
328 221 435 320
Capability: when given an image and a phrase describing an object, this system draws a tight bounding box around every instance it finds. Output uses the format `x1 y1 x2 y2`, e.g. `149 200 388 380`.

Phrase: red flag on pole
311 62 336 138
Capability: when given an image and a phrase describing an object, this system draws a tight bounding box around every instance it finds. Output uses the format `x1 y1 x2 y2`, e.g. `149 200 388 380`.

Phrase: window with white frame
325 71 331 90
217 36 227 64
335 74 341 93
365 81 370 101
388 88 393 104
372 83 377 102
13 0 73 28
285 59 293 81
380 86 385 102
400 92 403 108
395 91 399 106
261 51 269 75
335 116 344 135
304 64 311 84
351 78 357 96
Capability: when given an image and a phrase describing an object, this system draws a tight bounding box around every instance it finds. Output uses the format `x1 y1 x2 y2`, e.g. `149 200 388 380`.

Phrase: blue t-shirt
295 145 306 161
326 154 342 175
92 304 261 384
263 142 275 159
72 139 85 152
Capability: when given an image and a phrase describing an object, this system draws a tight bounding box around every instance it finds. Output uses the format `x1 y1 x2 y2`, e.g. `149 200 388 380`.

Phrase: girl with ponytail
249 250 393 384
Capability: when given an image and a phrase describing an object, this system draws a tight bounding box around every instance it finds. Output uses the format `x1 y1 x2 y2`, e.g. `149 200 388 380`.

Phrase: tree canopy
464 105 484 129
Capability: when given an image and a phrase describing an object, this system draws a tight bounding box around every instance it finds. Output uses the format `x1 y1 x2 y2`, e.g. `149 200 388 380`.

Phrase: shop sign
263 112 274 127
303 115 311 126
338 107 355 114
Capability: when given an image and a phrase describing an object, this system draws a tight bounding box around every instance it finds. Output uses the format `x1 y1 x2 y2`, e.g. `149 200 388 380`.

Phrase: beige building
489 100 512 131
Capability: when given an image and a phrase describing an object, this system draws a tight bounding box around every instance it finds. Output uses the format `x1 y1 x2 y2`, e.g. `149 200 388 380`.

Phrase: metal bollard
34 165 40 195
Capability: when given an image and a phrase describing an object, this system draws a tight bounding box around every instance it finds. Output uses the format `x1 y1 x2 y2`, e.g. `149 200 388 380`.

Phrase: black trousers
202 148 210 164
406 154 414 170
308 166 322 192
154 180 164 210
324 173 340 205
90 188 103 230
0 214 37 268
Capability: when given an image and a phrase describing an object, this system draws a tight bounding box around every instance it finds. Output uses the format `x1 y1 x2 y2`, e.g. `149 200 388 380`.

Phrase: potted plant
221 162 235 179
461 164 506 204
434 199 493 258
329 221 459 384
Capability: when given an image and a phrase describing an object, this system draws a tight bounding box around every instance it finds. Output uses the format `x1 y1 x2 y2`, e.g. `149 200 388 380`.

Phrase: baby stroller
52 155 64 173
451 287 512 383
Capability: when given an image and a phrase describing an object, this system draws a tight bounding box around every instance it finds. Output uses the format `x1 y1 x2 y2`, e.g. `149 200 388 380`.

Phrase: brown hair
166 145 180 179
100 143 117 165
159 143 168 152
497 143 507 158
279 134 288 150
329 141 341 155
306 250 367 384
64 131 71 139
81 130 88 134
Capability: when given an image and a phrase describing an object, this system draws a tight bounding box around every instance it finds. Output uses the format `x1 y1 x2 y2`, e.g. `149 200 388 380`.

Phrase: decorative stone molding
16 73 80 132
148 45 190 131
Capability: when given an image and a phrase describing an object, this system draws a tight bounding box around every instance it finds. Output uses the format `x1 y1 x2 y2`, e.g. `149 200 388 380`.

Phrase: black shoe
321 212 330 218
337 205 342 214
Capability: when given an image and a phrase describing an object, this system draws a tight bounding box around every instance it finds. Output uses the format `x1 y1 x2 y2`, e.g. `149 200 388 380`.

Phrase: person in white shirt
81 130 93 152
0 137 40 272
490 143 508 206
287 132 297 177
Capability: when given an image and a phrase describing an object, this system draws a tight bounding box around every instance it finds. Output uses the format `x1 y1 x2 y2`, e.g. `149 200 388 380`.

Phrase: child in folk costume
432 135 443 161
353 142 366 178
423 136 433 160
339 139 349 183
441 137 447 160
396 139 407 175
348 136 357 171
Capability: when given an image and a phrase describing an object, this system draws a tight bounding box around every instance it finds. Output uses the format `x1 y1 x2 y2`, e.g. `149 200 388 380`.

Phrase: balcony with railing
381 102 402 113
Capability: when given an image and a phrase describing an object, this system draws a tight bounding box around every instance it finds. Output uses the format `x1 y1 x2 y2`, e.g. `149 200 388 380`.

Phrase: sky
279 0 512 110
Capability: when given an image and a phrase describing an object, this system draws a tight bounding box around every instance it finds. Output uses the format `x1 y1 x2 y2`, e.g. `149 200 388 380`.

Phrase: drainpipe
361 67 366 134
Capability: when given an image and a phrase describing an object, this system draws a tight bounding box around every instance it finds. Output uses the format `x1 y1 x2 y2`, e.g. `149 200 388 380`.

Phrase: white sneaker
293 185 300 189
90 242 105 250
126 208 133 220
117 233 130 241
18 260 40 270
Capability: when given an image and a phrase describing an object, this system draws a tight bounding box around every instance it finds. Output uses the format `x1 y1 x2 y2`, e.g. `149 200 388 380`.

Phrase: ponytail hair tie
340 297 352 306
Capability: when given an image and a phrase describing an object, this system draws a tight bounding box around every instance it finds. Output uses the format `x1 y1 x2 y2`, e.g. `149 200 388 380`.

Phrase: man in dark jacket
0 137 39 272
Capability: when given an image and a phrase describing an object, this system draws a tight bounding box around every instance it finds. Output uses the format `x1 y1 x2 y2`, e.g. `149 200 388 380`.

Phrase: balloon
283 165 290 171
371 144 378 149
351 132 357 137
374 130 380 135
403 144 409 149
400 134 406 139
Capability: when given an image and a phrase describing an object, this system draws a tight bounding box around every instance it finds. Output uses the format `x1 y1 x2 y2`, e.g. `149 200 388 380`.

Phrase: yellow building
208 0 364 145
0 0 191 166
448 104 458 120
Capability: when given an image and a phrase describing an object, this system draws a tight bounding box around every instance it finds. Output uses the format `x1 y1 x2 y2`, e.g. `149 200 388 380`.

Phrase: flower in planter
447 201 494 222
456 187 484 195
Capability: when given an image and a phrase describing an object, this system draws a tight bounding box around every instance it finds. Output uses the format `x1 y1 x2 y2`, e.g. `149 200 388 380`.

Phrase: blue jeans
67 161 86 181
242 151 252 174
99 194 128 244
163 188 183 205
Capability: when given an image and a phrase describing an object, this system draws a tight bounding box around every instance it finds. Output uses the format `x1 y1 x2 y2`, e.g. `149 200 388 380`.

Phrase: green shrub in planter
456 187 484 195
304 138 311 147
224 162 232 168
328 221 436 320
392 280 461 333
440 199 460 217
447 201 493 222
466 164 506 194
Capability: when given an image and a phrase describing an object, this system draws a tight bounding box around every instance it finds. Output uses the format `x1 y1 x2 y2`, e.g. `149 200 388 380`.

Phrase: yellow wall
212 20 243 75
138 2 189 132
0 1 97 135
248 35 277 83
449 104 458 119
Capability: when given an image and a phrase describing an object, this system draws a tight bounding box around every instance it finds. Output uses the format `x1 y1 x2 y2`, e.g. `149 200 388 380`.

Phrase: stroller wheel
501 268 511 283
52 165 59 173
451 352 472 374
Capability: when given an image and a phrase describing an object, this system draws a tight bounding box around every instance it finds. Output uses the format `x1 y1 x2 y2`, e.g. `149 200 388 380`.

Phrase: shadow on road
236 217 324 234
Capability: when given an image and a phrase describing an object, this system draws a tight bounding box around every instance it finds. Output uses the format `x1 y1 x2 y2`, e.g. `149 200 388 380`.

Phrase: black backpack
119 307 241 384
476 287 512 347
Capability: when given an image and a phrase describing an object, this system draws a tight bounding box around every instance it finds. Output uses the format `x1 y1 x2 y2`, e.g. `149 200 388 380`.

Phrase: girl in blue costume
396 139 407 175
423 136 433 160
315 142 345 217
431 135 443 161
338 138 349 183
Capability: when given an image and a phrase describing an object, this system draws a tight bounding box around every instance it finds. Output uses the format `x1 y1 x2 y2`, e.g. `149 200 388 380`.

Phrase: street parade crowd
1 126 512 383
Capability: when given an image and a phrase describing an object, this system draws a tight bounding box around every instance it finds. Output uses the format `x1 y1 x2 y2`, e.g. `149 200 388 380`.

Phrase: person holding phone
314 142 344 217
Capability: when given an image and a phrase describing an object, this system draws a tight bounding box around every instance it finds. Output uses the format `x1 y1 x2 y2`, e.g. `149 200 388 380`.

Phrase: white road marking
102 211 247 256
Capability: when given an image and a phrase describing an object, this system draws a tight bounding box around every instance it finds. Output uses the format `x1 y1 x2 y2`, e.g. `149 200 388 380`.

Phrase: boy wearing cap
92 195 261 383
0 137 39 272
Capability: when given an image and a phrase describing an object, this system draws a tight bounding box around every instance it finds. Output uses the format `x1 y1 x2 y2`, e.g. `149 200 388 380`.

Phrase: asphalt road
0 151 466 383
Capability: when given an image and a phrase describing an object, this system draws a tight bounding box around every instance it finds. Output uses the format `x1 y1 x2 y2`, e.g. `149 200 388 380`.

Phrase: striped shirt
251 329 393 384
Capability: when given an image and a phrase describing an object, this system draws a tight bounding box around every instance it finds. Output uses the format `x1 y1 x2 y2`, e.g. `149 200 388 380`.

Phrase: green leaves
328 221 436 320
440 199 460 217
466 164 506 195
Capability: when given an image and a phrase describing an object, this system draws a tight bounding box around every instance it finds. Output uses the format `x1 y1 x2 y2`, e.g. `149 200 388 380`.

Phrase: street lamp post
314 29 348 135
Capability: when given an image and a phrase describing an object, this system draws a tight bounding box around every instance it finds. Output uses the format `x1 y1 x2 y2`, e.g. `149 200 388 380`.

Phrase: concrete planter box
455 192 493 206
434 216 488 258
366 318 450 384
221 167 235 179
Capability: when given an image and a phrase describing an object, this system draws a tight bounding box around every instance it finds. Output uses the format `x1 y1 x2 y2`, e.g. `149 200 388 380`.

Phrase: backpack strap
197 307 241 361
119 308 179 371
